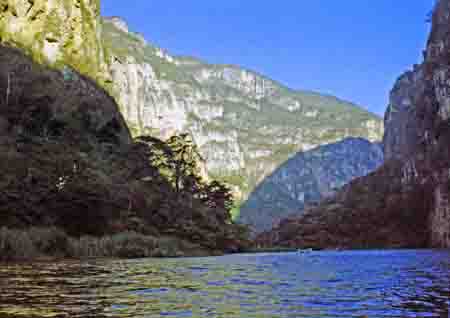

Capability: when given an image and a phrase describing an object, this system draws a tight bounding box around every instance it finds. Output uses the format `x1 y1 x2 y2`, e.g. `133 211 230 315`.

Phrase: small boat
297 248 313 254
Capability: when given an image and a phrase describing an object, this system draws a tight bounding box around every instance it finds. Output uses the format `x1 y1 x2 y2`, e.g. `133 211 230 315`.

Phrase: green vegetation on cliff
0 0 111 89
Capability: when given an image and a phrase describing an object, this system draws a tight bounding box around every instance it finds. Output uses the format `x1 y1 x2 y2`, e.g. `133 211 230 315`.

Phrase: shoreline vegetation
0 226 317 262
0 226 298 262
2 225 444 262
0 227 217 261
0 225 325 262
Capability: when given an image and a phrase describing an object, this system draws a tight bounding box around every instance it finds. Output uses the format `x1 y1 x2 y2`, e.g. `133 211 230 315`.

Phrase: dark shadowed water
0 250 449 318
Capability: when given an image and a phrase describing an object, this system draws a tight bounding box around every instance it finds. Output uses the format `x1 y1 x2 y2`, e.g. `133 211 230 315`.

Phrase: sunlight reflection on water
0 250 449 318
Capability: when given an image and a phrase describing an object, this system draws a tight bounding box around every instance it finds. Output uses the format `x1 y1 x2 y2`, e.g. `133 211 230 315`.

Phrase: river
0 250 449 317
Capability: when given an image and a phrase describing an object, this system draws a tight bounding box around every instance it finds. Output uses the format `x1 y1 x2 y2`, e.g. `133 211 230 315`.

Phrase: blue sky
101 1 432 116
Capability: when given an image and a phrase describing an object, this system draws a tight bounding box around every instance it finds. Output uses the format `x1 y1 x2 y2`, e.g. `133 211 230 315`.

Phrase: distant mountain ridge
102 16 384 202
239 137 384 232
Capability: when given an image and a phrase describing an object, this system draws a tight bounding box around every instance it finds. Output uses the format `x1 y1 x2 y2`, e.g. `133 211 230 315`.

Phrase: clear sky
101 1 433 116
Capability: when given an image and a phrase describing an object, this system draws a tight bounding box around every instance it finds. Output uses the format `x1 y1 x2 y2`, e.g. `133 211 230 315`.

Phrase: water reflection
0 250 449 317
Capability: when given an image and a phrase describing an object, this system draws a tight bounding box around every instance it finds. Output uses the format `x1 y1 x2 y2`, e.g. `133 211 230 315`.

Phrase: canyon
101 16 384 201
0 1 383 205
1 0 446 252
257 0 450 249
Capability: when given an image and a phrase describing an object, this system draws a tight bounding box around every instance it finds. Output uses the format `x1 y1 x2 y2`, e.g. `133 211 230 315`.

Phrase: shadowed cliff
0 45 249 260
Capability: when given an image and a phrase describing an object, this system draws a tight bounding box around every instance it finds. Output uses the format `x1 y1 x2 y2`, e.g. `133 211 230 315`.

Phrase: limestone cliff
101 17 384 201
257 0 450 249
239 138 383 233
383 0 450 247
0 0 111 87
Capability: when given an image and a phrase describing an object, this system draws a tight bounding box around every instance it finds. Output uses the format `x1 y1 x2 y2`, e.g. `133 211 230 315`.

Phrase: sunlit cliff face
102 16 383 201
0 0 111 87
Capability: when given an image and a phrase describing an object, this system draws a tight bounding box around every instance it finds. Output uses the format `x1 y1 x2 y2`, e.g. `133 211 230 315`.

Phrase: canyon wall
383 0 450 247
258 0 450 248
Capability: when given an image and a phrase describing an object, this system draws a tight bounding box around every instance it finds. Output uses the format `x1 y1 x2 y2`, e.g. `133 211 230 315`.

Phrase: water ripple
0 250 449 317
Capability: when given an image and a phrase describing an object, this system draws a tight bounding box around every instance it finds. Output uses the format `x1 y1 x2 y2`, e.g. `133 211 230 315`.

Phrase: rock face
239 138 383 233
257 0 450 249
101 17 384 201
0 0 111 87
383 0 450 248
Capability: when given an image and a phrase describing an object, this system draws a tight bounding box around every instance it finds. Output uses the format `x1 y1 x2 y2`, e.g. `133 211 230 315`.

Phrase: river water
0 250 449 317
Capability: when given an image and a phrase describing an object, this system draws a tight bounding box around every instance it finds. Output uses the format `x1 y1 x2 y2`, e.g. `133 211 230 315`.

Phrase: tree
135 135 174 179
202 180 234 222
136 134 205 194
166 133 204 193
135 134 236 222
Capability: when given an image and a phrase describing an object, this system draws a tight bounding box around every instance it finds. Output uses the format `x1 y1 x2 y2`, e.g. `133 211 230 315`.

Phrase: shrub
0 227 70 260
0 227 161 260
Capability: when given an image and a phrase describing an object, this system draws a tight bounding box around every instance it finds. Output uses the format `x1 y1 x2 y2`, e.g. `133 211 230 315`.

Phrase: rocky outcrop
0 0 111 87
383 65 426 161
382 0 450 248
239 138 383 233
101 17 384 201
257 0 450 249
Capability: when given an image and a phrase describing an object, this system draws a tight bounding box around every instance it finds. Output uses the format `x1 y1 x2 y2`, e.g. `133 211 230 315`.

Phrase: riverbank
0 226 330 262
0 227 223 261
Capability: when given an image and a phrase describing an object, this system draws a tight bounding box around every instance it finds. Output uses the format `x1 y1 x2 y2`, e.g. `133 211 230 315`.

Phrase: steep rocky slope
257 0 450 249
0 44 249 259
101 17 384 201
239 138 383 233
